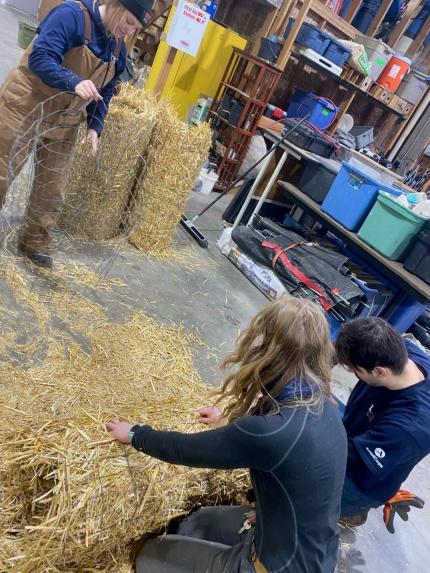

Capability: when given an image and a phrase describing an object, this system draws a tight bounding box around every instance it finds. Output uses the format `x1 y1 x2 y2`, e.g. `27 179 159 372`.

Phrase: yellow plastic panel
146 16 247 120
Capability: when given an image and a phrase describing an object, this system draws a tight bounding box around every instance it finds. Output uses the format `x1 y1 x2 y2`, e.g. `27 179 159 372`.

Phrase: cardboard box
38 0 63 22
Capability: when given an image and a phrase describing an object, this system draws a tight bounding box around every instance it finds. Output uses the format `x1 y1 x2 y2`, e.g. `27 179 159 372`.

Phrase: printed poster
166 1 210 57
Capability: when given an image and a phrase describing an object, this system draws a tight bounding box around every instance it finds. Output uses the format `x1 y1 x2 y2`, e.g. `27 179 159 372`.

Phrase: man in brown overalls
0 0 153 268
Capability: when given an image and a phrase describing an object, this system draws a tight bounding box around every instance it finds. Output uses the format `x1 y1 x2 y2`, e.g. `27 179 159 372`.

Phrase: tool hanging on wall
180 115 311 248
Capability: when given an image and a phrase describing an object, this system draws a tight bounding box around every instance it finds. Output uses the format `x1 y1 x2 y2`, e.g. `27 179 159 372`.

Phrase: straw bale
60 86 160 241
0 255 250 572
128 103 212 256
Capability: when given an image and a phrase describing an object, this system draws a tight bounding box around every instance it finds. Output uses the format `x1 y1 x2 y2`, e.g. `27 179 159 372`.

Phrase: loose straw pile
0 254 249 572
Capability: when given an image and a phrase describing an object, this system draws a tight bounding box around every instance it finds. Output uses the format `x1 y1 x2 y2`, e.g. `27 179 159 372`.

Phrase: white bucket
199 170 219 194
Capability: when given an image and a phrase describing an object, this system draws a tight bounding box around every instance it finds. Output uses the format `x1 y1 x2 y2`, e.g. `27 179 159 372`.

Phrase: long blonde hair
98 0 129 37
219 298 334 422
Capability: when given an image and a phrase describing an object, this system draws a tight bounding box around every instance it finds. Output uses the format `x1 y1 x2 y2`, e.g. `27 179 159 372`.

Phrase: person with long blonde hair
0 0 153 268
109 298 347 573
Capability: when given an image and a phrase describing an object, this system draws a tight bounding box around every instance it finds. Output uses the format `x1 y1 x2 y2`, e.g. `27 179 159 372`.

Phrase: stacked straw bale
127 103 212 256
60 86 161 241
61 85 212 255
0 255 249 572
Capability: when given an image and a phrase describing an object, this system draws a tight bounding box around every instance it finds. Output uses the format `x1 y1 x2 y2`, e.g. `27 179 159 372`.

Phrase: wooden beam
153 47 177 99
407 14 430 57
273 0 296 37
388 0 422 48
344 0 362 25
367 0 393 37
277 0 312 69
261 6 280 38
329 90 356 134
310 0 357 38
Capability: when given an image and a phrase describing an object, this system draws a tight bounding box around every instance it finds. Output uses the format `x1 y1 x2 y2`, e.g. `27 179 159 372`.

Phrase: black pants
136 505 257 573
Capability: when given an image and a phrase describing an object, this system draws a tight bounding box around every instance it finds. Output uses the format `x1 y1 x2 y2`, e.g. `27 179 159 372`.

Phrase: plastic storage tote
324 40 351 67
258 37 282 63
350 126 374 149
404 227 430 283
358 192 428 260
321 163 402 231
355 35 393 81
299 161 337 204
284 18 331 55
286 89 338 129
396 69 430 104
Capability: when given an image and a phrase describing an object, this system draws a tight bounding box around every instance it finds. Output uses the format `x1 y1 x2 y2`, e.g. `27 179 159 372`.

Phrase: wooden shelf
221 82 269 107
221 82 251 100
279 181 430 302
209 111 252 136
291 50 408 119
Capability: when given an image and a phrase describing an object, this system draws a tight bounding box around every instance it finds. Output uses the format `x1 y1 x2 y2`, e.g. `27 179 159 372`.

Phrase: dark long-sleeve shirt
28 0 126 134
132 400 347 573
343 340 430 504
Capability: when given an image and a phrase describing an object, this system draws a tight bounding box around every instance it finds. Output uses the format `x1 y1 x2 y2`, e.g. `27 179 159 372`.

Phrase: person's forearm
29 50 82 92
130 424 253 470
86 84 116 135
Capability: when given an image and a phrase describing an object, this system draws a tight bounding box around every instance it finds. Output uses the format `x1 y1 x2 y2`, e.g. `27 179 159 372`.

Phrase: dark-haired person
335 317 430 527
0 0 153 268
108 298 347 573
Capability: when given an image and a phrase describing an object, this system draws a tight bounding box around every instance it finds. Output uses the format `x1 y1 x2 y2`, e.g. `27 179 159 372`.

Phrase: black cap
119 0 154 24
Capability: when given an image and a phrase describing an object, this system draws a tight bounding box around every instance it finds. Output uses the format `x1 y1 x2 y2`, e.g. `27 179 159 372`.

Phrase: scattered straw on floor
0 253 249 572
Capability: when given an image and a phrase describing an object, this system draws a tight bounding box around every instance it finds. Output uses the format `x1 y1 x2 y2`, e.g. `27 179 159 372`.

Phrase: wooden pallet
340 67 373 92
368 84 395 105
389 94 414 117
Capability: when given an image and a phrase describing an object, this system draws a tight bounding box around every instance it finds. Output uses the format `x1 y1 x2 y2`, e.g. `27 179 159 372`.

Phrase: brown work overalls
0 0 121 252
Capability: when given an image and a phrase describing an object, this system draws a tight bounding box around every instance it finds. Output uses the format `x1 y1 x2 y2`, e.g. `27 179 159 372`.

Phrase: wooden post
407 14 430 57
329 90 356 134
262 6 281 38
273 0 296 37
277 0 312 70
344 0 362 25
367 0 393 37
153 46 177 99
388 0 422 48
250 4 280 57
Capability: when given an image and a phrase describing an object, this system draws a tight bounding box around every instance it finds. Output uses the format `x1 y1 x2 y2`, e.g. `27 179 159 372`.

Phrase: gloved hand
383 490 425 534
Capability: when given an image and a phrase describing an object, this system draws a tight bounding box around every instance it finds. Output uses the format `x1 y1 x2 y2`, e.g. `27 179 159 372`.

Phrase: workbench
230 129 430 333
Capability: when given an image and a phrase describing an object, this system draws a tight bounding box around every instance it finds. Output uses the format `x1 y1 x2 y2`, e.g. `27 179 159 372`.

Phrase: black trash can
404 227 430 284
299 161 337 204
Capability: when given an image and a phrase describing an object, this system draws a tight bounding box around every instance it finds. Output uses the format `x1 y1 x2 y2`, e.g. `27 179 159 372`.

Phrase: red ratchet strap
262 240 333 311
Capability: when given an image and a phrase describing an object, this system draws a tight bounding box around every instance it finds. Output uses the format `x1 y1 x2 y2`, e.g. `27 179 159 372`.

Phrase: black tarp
232 222 363 318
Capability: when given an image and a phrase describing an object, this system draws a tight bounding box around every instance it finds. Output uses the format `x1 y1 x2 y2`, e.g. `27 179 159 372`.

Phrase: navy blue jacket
29 0 127 134
344 340 430 503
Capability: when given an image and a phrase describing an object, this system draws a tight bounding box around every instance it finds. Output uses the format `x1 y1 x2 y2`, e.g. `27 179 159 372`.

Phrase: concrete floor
0 6 429 572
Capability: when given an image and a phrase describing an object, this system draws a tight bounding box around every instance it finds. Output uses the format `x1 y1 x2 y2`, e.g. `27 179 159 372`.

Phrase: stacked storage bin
358 193 428 261
321 163 404 232
284 19 332 55
284 18 351 67
299 160 337 204
355 35 393 81
286 89 339 129
404 222 430 282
